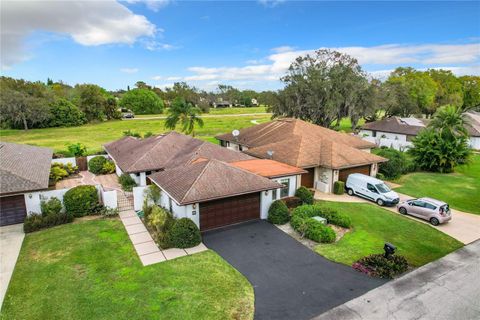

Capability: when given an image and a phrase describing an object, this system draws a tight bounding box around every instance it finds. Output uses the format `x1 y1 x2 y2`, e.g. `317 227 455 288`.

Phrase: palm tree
429 105 468 138
164 98 204 137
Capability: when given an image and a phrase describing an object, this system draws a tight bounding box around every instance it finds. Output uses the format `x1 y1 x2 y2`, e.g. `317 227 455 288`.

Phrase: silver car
397 197 452 226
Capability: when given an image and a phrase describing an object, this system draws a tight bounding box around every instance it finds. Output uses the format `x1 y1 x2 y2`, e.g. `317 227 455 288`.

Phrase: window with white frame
280 178 290 198
272 189 277 200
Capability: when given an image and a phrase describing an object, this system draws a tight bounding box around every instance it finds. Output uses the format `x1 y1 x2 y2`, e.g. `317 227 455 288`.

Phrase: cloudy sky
1 0 479 91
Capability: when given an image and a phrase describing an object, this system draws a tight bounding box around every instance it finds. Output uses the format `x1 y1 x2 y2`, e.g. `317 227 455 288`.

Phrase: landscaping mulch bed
276 223 350 250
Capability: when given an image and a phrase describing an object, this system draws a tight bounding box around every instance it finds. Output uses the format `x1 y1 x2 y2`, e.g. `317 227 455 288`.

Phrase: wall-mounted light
28 193 32 199
192 204 196 209
265 190 269 195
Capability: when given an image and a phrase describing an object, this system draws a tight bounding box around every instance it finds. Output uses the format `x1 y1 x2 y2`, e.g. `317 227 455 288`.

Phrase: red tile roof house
216 118 387 193
0 142 53 226
104 132 306 231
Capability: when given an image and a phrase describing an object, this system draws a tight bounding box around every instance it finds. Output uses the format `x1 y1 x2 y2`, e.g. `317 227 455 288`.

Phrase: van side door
365 183 379 201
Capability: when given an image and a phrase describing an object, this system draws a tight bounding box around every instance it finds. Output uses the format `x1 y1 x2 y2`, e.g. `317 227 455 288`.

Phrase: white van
345 173 399 206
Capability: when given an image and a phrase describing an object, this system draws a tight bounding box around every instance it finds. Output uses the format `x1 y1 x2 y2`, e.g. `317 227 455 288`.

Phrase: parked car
397 198 451 226
120 108 135 119
345 173 399 206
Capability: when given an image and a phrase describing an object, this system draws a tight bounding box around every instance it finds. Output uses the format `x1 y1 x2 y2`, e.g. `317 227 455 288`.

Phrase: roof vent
267 150 274 159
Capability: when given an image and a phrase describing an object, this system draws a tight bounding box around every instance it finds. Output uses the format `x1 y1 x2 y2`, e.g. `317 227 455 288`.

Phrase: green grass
331 117 365 133
394 154 480 215
0 219 253 320
315 202 463 267
134 106 269 118
0 115 271 154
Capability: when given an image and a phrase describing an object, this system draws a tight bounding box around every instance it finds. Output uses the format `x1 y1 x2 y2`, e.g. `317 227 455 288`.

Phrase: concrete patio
55 171 121 191
119 210 208 266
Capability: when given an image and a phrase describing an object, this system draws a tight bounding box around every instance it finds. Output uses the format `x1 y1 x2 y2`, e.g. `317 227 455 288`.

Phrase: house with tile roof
0 142 53 226
216 118 387 193
104 132 306 231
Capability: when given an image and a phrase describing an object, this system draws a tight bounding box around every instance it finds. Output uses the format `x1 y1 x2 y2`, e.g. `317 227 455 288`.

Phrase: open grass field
0 219 254 320
0 115 271 154
134 106 269 118
315 202 463 267
394 154 480 215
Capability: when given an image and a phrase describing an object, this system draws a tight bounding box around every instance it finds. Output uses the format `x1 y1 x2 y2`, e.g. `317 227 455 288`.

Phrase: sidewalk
314 240 480 320
314 191 480 244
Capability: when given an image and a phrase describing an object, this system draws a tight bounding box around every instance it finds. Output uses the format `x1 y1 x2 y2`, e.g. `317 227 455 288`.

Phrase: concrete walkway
0 224 24 309
314 191 480 244
119 210 207 266
314 240 480 320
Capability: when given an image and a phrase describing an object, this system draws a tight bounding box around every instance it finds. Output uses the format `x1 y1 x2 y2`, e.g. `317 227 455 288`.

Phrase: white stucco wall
314 167 334 193
270 175 297 198
360 132 412 151
370 163 379 177
115 164 123 177
101 189 117 209
133 186 146 211
51 157 76 166
469 137 480 150
260 190 273 220
86 154 109 162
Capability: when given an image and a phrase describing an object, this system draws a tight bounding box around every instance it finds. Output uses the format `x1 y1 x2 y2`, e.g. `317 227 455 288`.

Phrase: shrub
67 143 88 157
295 186 314 205
147 205 175 249
99 207 119 217
64 162 79 175
23 212 74 233
119 174 137 191
280 196 303 209
333 181 345 195
63 185 100 217
373 147 416 179
88 156 107 174
303 218 336 243
168 218 201 249
267 200 290 225
102 160 116 174
48 98 87 127
144 131 154 138
353 254 408 279
49 166 68 182
313 205 352 228
145 184 161 203
40 197 62 217
123 130 141 138
143 200 153 220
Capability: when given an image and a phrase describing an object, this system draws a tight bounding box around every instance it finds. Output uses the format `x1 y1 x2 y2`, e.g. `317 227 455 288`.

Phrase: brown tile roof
149 159 283 205
465 111 480 137
104 131 252 173
361 117 428 136
230 159 307 178
0 142 52 195
216 118 385 169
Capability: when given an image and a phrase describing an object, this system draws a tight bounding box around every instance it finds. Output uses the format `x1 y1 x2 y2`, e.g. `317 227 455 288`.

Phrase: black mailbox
384 242 396 258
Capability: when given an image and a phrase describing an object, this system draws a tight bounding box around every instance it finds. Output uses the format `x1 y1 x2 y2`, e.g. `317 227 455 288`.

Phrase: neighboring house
0 142 53 226
216 118 387 193
360 113 480 151
464 111 480 150
104 132 305 231
213 101 232 108
359 117 428 151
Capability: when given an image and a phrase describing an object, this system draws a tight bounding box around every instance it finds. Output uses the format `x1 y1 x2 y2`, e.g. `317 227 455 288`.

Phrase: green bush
333 181 345 195
48 98 87 127
63 185 100 217
280 196 303 209
99 207 119 217
303 218 336 243
119 174 137 191
23 212 74 233
353 254 408 279
168 218 202 249
267 200 290 225
88 156 107 174
49 166 68 182
64 162 79 175
119 88 164 114
313 205 352 228
67 143 88 157
40 197 62 217
147 205 175 249
102 160 115 174
373 147 416 179
295 186 314 205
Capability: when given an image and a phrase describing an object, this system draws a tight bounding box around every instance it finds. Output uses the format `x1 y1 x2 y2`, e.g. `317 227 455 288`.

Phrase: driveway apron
0 224 24 309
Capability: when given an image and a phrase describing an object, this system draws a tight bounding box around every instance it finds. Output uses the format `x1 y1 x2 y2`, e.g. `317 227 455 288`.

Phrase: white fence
362 136 412 151
133 186 147 211
51 154 109 168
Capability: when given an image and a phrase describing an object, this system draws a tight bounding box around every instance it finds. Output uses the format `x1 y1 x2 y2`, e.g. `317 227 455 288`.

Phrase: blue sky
2 0 479 91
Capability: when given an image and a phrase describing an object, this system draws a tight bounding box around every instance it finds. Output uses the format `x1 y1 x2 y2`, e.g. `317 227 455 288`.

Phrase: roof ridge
180 159 212 203
125 133 170 171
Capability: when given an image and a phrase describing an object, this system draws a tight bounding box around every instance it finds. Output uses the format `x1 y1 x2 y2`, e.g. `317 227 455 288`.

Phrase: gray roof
104 131 252 173
464 111 480 137
0 142 53 195
149 159 283 205
361 117 428 136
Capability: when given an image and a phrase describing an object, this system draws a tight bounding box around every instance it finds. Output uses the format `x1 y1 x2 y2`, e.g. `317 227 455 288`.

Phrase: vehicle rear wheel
376 198 384 206
347 188 354 196
399 207 407 215
430 217 440 226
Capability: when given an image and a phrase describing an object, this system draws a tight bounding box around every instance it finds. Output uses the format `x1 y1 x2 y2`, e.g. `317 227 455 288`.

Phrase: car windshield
375 183 391 193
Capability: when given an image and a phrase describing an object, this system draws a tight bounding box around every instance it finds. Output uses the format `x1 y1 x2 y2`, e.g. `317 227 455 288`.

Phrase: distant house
251 98 259 106
104 132 305 231
359 113 480 151
216 118 386 193
0 142 53 226
213 101 232 108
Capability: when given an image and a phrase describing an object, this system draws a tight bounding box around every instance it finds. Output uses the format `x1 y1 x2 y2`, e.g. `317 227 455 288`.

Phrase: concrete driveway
0 224 24 309
203 220 385 320
314 191 480 244
314 239 480 320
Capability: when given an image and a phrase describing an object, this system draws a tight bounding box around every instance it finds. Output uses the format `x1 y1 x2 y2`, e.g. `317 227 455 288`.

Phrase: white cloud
120 67 139 74
180 42 480 85
152 75 163 80
142 40 178 51
1 0 156 68
124 0 171 12
258 0 286 8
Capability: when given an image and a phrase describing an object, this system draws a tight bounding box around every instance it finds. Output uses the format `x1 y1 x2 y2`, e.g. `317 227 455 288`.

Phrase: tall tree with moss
164 98 204 137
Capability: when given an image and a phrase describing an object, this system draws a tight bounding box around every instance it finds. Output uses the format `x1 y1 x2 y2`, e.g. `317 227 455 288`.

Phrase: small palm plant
164 98 204 137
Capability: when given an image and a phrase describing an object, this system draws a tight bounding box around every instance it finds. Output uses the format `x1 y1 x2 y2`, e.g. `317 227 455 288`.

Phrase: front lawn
394 154 480 215
1 219 253 320
315 202 463 267
0 115 270 154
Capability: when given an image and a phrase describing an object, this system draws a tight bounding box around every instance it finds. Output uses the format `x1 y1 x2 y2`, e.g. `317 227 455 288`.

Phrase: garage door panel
200 193 260 231
338 165 371 182
0 195 27 226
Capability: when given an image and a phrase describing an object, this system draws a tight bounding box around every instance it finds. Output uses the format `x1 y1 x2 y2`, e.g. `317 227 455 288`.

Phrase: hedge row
24 212 74 233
